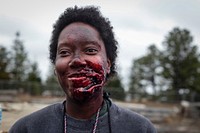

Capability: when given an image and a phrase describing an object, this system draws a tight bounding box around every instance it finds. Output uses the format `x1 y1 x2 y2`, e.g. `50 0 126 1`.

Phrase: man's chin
69 87 101 104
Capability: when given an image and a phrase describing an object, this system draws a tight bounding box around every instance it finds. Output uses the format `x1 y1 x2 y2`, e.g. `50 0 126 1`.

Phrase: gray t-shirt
9 101 156 133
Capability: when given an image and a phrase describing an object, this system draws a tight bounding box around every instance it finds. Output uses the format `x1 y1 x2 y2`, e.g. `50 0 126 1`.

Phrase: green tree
105 74 125 101
10 32 29 81
26 62 42 95
129 44 161 100
44 64 62 96
27 62 41 82
45 64 57 84
161 27 200 101
129 58 148 100
0 46 11 80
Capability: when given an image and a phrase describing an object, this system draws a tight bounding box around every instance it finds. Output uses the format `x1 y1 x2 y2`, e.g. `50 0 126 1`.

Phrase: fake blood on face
68 61 105 101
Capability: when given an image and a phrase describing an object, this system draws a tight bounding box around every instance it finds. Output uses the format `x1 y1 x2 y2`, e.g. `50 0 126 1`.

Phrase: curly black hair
49 6 118 78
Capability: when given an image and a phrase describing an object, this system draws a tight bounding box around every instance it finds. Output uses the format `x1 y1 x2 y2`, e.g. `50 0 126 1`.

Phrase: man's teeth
68 76 86 80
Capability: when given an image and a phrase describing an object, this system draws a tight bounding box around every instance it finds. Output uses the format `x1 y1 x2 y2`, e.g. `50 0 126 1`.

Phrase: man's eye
59 50 70 56
85 48 98 55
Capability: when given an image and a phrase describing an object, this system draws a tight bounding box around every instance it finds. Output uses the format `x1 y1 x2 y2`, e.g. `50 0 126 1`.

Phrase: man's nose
69 56 86 69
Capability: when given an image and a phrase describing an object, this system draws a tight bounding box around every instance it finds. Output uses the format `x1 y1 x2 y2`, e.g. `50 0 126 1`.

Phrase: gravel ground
1 102 48 131
1 99 200 133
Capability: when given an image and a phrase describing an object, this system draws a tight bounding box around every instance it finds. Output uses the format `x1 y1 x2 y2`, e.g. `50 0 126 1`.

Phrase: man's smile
67 67 104 92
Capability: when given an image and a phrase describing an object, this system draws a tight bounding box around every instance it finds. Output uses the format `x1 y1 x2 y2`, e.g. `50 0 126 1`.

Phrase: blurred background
0 0 200 132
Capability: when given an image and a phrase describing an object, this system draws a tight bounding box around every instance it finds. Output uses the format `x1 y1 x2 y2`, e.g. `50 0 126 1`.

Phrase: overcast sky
0 0 200 89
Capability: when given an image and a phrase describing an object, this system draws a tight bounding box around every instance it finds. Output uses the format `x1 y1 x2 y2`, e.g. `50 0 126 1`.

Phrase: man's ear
107 59 111 74
54 68 57 76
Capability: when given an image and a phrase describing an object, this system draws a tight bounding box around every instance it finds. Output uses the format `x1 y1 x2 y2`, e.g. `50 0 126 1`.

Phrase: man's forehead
58 22 102 43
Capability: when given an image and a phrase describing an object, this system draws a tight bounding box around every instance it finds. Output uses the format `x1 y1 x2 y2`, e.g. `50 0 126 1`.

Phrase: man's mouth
68 72 103 92
65 61 106 101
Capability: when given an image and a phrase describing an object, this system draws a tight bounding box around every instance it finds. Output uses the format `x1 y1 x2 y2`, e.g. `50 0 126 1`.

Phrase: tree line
0 32 44 95
128 27 200 102
1 27 200 102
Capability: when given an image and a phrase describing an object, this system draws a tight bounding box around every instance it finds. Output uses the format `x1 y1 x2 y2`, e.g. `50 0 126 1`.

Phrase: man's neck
65 94 103 119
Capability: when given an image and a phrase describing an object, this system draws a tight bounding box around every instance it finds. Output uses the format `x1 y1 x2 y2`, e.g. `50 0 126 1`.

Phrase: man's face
55 22 110 103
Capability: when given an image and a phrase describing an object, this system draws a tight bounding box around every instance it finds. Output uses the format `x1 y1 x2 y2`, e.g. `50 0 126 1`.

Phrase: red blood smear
71 78 91 88
69 61 105 101
86 60 104 74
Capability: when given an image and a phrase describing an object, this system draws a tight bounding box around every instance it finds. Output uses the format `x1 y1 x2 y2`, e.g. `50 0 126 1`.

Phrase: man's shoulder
22 102 63 119
110 102 157 132
111 102 147 120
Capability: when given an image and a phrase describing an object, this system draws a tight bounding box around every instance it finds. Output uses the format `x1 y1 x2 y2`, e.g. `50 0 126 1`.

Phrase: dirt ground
1 97 200 133
1 96 64 132
1 102 48 131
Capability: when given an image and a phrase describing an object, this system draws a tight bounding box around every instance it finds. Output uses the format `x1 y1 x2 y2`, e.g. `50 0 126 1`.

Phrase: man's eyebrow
57 41 101 49
57 42 70 49
83 41 100 45
83 41 102 48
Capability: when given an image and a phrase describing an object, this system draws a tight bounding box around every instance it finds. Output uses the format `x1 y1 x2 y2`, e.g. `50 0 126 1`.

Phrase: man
9 6 156 133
